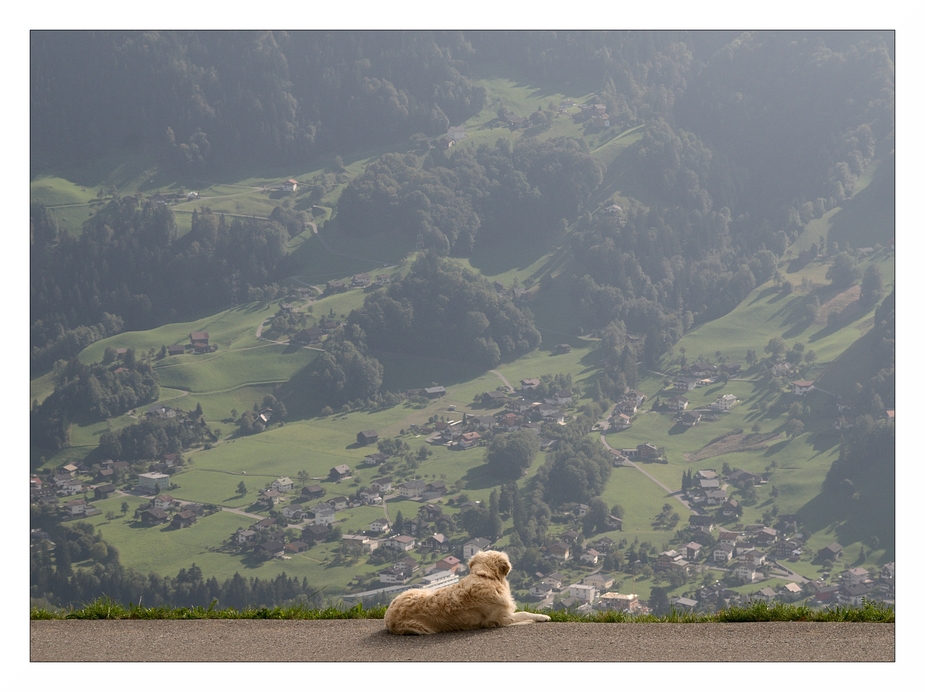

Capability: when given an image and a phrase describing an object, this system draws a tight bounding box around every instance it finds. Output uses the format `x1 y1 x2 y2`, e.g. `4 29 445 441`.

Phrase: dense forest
31 350 160 450
348 252 542 367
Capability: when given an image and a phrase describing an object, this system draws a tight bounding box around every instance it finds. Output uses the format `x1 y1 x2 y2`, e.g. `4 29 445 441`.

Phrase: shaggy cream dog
384 550 551 635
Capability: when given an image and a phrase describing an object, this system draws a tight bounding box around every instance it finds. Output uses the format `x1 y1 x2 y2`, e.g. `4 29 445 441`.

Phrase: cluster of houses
323 273 391 296
136 494 212 528
571 102 612 128
291 315 342 346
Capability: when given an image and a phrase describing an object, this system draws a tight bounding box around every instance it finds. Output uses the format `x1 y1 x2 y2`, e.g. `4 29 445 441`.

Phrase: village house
271 477 294 493
301 484 325 500
419 570 459 591
791 380 815 396
171 510 197 529
367 518 391 534
434 555 462 573
329 464 352 481
711 394 738 411
383 535 416 552
356 430 378 446
463 538 493 560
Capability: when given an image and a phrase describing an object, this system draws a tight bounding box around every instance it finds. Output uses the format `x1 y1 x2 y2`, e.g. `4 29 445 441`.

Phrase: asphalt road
30 621 894 662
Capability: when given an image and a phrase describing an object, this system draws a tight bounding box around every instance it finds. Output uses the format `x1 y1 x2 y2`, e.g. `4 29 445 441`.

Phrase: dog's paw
535 614 551 622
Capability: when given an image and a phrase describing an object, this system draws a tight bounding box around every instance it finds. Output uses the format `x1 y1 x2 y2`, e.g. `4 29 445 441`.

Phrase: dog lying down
384 550 551 635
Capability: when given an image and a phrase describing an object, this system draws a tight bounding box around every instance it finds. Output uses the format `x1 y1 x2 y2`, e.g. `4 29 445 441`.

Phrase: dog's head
467 550 512 580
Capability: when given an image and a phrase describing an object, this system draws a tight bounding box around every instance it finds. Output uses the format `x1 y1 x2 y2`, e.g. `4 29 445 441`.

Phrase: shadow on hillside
460 462 500 491
748 286 780 306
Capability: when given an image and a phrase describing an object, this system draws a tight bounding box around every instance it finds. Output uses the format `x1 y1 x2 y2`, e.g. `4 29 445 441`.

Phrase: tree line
31 521 324 611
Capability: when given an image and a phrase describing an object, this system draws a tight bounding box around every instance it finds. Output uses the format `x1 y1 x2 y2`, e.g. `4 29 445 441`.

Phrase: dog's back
384 572 516 634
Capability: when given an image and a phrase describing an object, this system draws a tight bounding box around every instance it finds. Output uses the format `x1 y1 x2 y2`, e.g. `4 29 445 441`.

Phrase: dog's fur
384 550 551 635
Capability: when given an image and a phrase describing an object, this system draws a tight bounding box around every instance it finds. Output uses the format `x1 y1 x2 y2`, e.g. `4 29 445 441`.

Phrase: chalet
311 505 336 525
689 515 715 531
329 464 352 481
818 542 844 563
842 567 870 585
140 508 169 525
154 495 176 511
281 504 305 520
547 542 571 562
383 535 416 552
457 431 482 449
271 477 294 493
636 442 660 459
375 274 391 285
713 546 735 563
680 411 702 427
235 529 258 544
292 327 323 345
666 395 689 411
257 540 286 558
351 273 370 287
379 566 413 585
580 549 601 565
93 483 116 500
358 488 381 504
285 540 311 554
546 390 573 406
481 391 509 407
341 534 378 553
356 430 378 446
328 495 350 511
190 331 209 350
259 489 283 507
463 538 493 560
363 452 390 467
396 480 426 498
301 484 325 500
598 592 640 613
674 377 700 392
370 478 393 494
302 523 330 543
171 510 197 529
424 386 446 398
791 380 815 396
520 378 541 391
367 518 390 534
722 499 742 518
325 280 347 294
423 534 452 552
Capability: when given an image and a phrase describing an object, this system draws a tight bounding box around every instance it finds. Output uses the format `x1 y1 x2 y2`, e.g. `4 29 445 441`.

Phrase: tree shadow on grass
460 462 500 491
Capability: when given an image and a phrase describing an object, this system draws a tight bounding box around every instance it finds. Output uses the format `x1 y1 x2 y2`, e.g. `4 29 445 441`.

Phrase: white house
568 583 597 603
791 380 815 396
312 505 336 525
711 394 738 411
418 570 459 591
271 477 294 492
463 538 493 560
